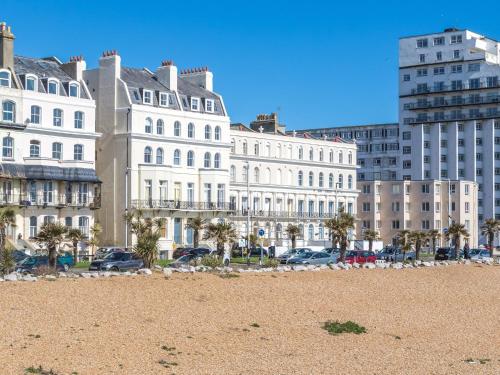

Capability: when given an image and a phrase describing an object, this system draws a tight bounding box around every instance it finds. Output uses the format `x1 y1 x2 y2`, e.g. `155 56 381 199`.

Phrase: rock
363 263 376 269
293 265 306 271
311 267 321 272
163 268 173 278
101 271 112 278
306 265 317 271
58 272 67 278
414 260 422 266
81 273 92 279
392 262 403 269
375 262 387 269
319 264 329 270
154 265 163 270
138 268 153 275
422 261 433 267
90 272 100 278
329 264 341 270
238 268 246 273
22 275 37 282
352 262 360 269
403 263 413 268
336 262 344 268
123 271 132 276
3 272 18 281
45 275 57 280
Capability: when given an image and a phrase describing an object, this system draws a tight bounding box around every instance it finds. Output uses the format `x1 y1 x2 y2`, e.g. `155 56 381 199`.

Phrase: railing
229 209 336 219
406 81 500 96
405 111 500 124
0 193 101 209
131 200 235 211
406 95 500 110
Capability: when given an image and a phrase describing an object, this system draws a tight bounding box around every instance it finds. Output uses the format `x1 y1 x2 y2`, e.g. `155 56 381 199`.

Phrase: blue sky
3 0 500 129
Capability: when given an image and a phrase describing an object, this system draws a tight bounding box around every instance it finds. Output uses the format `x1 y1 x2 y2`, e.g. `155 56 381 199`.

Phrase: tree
124 210 165 268
363 229 380 252
445 223 469 260
408 231 427 260
185 217 207 248
88 222 102 256
0 245 15 275
244 233 258 248
0 208 16 267
203 220 237 255
36 222 68 269
481 218 500 258
427 229 441 255
285 224 300 249
66 228 83 264
325 209 355 262
397 230 410 262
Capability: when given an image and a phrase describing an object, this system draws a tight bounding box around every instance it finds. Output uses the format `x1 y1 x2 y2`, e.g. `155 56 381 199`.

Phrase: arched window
214 126 221 141
2 136 13 158
298 171 303 186
157 119 164 135
30 140 40 157
25 75 37 91
173 149 181 165
277 169 282 185
348 175 353 189
174 121 181 136
265 168 271 184
348 152 353 165
2 100 15 122
308 171 314 187
214 153 221 168
74 144 84 160
231 139 235 153
319 172 324 187
276 223 282 239
298 147 303 160
69 82 80 97
242 141 247 154
329 149 334 163
144 146 152 163
188 122 195 138
254 142 259 156
230 165 236 181
53 108 63 127
47 79 59 95
319 149 324 161
338 174 344 189
308 224 314 240
204 152 211 168
145 117 153 133
329 173 334 188
318 224 324 239
187 150 194 167
29 216 37 238
74 111 84 129
30 105 41 124
254 167 260 183
309 148 313 161
0 70 11 87
156 148 164 164
339 151 343 164
52 142 62 160
204 124 211 140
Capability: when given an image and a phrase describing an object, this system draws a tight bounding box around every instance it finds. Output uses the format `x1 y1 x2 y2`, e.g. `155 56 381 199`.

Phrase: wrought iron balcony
229 209 336 219
0 193 101 209
405 95 500 110
403 81 500 97
131 200 235 211
405 111 500 124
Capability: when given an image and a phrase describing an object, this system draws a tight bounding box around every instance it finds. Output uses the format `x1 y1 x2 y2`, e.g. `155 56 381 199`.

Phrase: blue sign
258 228 265 237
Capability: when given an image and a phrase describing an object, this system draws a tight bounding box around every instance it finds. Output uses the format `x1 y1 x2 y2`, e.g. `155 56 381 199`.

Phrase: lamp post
335 182 342 216
245 161 250 258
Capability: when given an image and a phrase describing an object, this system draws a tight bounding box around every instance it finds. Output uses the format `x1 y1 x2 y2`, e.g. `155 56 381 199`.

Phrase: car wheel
111 266 119 272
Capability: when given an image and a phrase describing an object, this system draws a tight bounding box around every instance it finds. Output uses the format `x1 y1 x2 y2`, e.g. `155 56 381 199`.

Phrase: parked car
344 250 376 264
377 247 415 262
434 247 463 261
321 247 340 255
189 247 212 257
287 251 337 265
470 249 491 260
16 256 68 273
88 252 143 271
248 247 268 257
277 248 311 264
13 250 29 264
95 246 125 259
169 254 201 268
172 247 193 259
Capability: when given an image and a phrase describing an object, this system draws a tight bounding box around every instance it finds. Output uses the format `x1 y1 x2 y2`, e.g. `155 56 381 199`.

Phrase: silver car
287 251 337 265
277 248 312 264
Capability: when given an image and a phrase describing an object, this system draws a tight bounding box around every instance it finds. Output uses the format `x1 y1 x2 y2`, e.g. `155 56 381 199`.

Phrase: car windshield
176 255 192 262
346 251 360 257
19 257 36 265
295 252 314 259
103 252 124 260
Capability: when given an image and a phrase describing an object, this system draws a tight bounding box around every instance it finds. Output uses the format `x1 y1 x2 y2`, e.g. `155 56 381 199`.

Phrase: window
74 111 84 129
203 152 211 168
419 54 425 63
254 167 260 183
30 140 40 157
51 108 63 127
348 152 353 164
0 70 11 87
298 171 303 186
422 202 430 211
214 153 221 168
143 90 152 105
416 38 428 48
2 100 15 122
298 147 303 160
159 92 169 107
338 174 343 189
52 142 62 160
465 202 470 213
451 34 462 44
453 50 460 59
191 97 200 111
319 172 324 187
69 83 79 97
47 79 58 95
144 147 152 163
308 172 314 187
465 184 470 195
29 216 37 238
309 148 313 161
254 143 259 156
403 160 411 169
451 65 462 74
433 67 445 75
2 136 13 158
348 175 353 189
187 150 194 167
25 75 37 91
30 105 41 124
230 165 236 182
204 125 211 140
417 68 427 77
206 99 214 113
78 217 89 238
73 144 83 160
215 126 221 141
145 118 152 133
422 184 430 194
392 220 400 230
157 119 164 135
173 149 181 165
468 63 480 72
362 202 371 212
403 74 410 81
338 151 343 164
156 148 164 164
329 173 334 188
242 141 247 154
188 123 194 138
174 121 181 136
434 36 445 46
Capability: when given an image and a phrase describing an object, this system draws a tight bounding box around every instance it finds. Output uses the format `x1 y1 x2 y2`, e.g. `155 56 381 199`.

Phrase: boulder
319 264 329 270
3 272 18 281
363 263 376 269
311 267 321 272
293 265 307 271
352 262 360 269
138 268 153 275
163 268 173 278
403 263 413 268
80 273 92 279
306 265 317 271
58 272 68 278
422 261 434 267
375 262 387 269
154 265 163 270
392 262 403 269
45 275 57 280
22 275 37 282
329 264 341 270
414 260 422 266
101 271 112 278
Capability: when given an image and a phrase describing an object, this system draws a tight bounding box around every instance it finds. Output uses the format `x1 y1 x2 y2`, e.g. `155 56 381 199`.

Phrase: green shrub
200 255 221 268
322 320 366 335
263 258 279 268
0 246 15 275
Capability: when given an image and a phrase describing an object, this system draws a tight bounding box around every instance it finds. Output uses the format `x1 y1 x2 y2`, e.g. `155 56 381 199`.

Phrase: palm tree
124 211 165 268
66 228 83 264
0 208 16 264
244 233 258 248
324 218 339 249
427 229 441 255
481 218 500 258
397 230 410 262
363 229 380 252
445 222 469 260
285 224 300 249
203 220 237 255
185 217 207 248
408 231 427 260
36 222 68 269
88 222 102 256
325 209 355 262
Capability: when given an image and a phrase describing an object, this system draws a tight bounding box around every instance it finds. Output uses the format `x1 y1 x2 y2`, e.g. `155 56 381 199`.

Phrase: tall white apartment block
0 22 100 249
231 114 358 246
399 28 500 226
84 54 231 251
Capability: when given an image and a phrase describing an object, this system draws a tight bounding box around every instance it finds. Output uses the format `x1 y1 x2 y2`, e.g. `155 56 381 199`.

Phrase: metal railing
0 193 101 209
131 200 235 211
406 95 500 110
229 209 336 219
407 81 500 96
406 111 500 124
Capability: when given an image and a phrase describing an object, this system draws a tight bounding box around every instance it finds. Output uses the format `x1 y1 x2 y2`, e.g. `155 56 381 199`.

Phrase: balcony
405 111 500 124
131 200 235 212
405 95 500 110
403 81 500 98
230 209 336 219
0 193 101 209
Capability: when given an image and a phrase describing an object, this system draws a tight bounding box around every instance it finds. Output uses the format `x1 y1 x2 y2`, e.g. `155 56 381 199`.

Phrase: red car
344 250 376 264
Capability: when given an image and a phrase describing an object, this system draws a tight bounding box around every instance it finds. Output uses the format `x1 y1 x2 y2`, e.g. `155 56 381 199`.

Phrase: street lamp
335 182 342 216
245 161 250 257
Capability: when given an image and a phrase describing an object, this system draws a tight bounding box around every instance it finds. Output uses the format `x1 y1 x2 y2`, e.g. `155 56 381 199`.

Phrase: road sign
443 228 448 233
238 239 246 247
258 228 265 237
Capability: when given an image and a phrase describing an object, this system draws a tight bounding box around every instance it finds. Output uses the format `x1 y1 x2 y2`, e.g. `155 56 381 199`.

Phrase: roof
294 123 399 132
0 164 100 183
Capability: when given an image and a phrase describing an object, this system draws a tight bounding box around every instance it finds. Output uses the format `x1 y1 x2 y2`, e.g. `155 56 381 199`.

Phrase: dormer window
191 97 200 111
143 90 153 105
0 70 11 87
48 79 59 95
206 99 214 113
69 83 80 98
25 75 37 91
159 92 169 107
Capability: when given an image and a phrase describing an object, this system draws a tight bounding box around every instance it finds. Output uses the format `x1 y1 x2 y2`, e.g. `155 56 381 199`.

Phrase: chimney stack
99 49 121 79
156 59 177 91
179 66 213 91
0 22 15 70
61 55 86 81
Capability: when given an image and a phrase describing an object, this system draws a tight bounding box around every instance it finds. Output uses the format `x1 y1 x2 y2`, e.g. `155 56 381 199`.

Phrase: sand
0 265 499 375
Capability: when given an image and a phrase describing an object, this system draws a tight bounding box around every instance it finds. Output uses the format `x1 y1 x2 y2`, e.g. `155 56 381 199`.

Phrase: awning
0 164 101 183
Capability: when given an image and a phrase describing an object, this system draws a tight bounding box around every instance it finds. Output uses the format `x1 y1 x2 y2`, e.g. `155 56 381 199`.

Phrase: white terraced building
0 22 100 250
230 113 358 247
85 53 231 252
399 28 500 229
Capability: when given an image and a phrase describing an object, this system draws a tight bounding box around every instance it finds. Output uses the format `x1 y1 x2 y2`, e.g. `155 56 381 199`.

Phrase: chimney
99 50 121 79
179 66 213 91
250 113 281 134
61 55 86 81
156 60 177 91
0 22 15 70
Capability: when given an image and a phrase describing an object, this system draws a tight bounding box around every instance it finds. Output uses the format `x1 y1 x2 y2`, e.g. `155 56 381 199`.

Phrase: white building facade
85 53 231 251
229 114 358 247
0 23 100 249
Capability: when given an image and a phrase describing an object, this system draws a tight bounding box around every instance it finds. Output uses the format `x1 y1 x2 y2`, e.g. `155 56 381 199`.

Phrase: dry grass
0 266 499 374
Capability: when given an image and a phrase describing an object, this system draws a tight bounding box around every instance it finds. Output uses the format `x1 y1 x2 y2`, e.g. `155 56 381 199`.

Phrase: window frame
143 89 153 105
0 70 11 88
74 144 84 161
25 74 38 91
2 100 15 123
47 78 59 95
